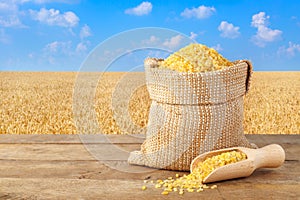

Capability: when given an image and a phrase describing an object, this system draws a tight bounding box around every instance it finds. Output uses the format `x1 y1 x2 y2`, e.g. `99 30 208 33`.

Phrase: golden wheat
244 72 300 134
0 71 299 134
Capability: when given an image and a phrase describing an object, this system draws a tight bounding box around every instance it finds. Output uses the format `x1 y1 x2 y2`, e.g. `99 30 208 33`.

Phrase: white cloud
76 41 90 53
147 50 168 58
0 28 10 43
30 8 79 27
0 15 23 27
43 40 73 64
218 21 240 39
44 40 89 57
78 25 91 53
0 1 24 27
142 35 160 45
251 12 268 27
149 35 159 43
251 12 282 47
278 42 300 57
44 41 72 54
17 0 78 4
76 42 87 53
189 32 197 40
181 5 215 19
0 2 18 12
41 39 89 65
80 24 92 39
125 1 152 16
45 41 60 53
211 44 222 51
0 1 79 28
163 34 183 49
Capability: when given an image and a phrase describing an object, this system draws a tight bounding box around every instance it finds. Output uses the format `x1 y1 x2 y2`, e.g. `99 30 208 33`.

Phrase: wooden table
0 134 299 199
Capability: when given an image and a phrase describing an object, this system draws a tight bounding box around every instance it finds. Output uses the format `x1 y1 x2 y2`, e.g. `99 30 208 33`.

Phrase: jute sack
128 58 254 171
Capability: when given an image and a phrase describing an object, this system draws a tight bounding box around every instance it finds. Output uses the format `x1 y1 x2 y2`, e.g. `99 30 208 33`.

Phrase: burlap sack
128 58 254 171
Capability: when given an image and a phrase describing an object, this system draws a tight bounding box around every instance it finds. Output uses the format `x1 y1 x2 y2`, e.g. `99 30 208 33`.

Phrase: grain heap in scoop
159 43 233 72
141 150 247 195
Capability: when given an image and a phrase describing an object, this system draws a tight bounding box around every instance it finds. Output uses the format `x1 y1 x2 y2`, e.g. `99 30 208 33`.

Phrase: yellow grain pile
159 43 233 72
142 150 247 195
0 72 299 134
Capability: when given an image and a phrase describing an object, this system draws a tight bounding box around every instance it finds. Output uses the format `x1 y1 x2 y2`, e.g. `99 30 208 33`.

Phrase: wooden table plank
0 134 299 144
0 134 299 199
246 134 300 143
0 134 146 144
0 178 298 200
0 143 141 161
0 160 298 183
0 143 298 161
0 178 223 200
217 183 299 200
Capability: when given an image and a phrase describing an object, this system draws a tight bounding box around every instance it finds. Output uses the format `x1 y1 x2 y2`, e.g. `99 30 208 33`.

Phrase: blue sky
0 0 300 71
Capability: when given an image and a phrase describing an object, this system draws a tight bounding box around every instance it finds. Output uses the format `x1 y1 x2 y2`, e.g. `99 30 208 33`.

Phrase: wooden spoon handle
254 144 285 169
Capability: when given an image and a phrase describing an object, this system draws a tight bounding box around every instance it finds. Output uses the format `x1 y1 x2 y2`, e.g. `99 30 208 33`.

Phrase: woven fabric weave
128 58 254 171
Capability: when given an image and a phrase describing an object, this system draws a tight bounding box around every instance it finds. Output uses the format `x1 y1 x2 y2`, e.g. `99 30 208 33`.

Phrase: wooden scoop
190 144 285 183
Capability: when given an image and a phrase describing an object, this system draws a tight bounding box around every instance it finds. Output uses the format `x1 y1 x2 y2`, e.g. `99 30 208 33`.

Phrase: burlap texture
128 58 254 171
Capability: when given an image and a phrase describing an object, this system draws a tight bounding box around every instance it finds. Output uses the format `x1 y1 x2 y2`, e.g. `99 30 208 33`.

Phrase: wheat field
0 71 299 134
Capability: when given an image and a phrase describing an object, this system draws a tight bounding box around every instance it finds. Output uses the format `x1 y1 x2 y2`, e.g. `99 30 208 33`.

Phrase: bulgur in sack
128 44 254 171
